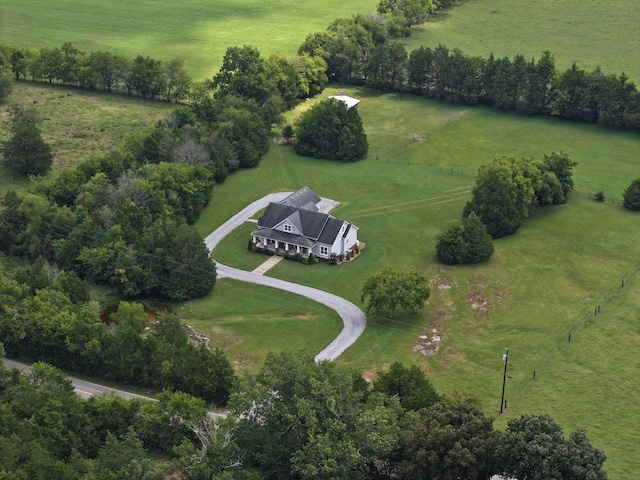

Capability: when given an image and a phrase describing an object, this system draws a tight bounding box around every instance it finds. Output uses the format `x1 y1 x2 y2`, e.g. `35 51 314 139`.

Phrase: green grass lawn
174 279 343 375
404 0 640 82
0 0 377 80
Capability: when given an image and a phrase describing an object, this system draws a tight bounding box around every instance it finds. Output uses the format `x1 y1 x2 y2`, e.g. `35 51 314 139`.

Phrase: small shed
328 95 360 110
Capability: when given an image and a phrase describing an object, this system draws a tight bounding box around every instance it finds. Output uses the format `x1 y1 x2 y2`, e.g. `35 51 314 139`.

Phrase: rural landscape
1 0 639 478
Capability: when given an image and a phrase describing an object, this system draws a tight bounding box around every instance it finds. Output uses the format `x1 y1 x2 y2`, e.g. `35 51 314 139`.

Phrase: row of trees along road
0 347 607 479
0 266 233 404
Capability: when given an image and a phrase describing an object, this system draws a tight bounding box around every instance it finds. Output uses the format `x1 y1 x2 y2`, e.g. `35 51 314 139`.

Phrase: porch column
296 245 300 254
275 241 279 249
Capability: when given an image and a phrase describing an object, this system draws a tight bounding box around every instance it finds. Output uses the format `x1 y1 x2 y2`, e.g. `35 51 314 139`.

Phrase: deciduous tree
372 362 439 411
401 397 499 480
496 414 607 480
360 267 430 318
436 212 494 264
464 157 541 238
295 98 368 161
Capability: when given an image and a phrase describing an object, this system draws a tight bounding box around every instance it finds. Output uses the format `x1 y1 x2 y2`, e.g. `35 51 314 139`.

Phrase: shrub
436 212 494 265
594 190 605 202
623 179 640 210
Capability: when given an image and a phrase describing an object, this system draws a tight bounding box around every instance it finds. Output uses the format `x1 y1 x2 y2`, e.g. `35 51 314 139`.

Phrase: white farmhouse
251 187 359 260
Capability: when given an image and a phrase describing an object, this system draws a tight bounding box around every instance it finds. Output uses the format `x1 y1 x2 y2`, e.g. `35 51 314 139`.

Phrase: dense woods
0 348 608 479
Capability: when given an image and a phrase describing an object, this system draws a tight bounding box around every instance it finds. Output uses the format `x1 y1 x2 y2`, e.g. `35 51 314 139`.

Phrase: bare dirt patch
467 292 490 313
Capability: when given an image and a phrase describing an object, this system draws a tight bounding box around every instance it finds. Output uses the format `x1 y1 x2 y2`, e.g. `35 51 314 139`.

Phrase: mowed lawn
0 0 376 80
405 0 640 82
193 89 640 478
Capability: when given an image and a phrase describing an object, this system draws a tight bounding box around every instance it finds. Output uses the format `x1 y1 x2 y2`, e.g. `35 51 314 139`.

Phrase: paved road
2 359 155 401
204 192 367 362
2 359 227 419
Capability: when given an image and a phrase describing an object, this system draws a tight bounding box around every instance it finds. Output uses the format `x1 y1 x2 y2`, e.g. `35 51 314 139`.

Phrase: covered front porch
254 237 311 258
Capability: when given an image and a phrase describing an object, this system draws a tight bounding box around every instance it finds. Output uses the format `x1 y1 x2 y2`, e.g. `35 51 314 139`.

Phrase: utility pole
500 347 509 414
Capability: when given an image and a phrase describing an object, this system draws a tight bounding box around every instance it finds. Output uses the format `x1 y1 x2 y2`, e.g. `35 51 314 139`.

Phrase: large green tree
360 267 430 318
372 362 440 411
496 414 607 480
464 157 541 239
2 106 53 176
401 397 499 480
535 151 577 205
295 98 368 161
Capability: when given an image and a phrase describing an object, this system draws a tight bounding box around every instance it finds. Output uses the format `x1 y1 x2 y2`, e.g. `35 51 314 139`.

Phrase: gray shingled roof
279 186 321 211
318 217 345 245
254 188 354 248
258 203 331 241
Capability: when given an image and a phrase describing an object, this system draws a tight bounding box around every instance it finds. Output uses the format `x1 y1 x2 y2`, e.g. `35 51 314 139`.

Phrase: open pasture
195 87 640 478
0 0 376 80
406 0 640 82
0 82 171 196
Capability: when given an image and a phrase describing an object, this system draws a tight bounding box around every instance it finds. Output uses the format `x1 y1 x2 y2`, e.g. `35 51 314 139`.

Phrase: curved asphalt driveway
204 193 366 362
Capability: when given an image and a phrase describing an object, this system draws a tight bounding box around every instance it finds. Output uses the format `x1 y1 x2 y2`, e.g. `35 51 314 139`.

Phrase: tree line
0 0 463 104
298 22 640 130
0 348 608 479
0 266 233 405
0 106 222 301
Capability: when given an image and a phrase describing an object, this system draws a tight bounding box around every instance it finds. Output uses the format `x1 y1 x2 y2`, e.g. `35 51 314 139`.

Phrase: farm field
405 0 640 82
0 0 377 80
3 1 640 82
190 86 640 479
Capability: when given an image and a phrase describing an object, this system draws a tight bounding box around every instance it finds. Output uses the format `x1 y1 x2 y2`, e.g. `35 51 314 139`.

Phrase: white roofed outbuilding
328 95 360 110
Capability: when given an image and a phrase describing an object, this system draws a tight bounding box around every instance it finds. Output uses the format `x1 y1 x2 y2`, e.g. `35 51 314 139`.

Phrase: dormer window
284 224 292 233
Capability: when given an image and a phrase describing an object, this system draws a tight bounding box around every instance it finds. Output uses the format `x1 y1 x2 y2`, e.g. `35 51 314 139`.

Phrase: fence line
506 259 640 408
569 190 623 205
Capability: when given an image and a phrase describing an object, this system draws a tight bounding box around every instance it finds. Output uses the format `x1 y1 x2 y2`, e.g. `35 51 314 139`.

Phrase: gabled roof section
280 187 321 211
258 202 331 241
318 218 346 245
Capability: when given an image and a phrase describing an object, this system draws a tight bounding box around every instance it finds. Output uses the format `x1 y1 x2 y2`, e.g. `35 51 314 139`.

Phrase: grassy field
0 82 171 196
0 0 376 80
4 0 640 82
405 0 640 81
189 86 640 478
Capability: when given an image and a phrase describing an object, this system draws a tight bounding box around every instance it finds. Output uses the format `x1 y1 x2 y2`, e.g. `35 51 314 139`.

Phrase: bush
436 212 494 265
623 179 640 210
594 190 605 202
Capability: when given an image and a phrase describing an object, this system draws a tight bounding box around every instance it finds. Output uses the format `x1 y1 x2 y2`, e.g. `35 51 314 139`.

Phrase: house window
284 224 292 233
320 246 329 256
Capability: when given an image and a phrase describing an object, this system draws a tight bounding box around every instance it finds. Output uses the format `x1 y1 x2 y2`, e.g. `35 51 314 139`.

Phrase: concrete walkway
251 254 284 274
204 192 366 362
